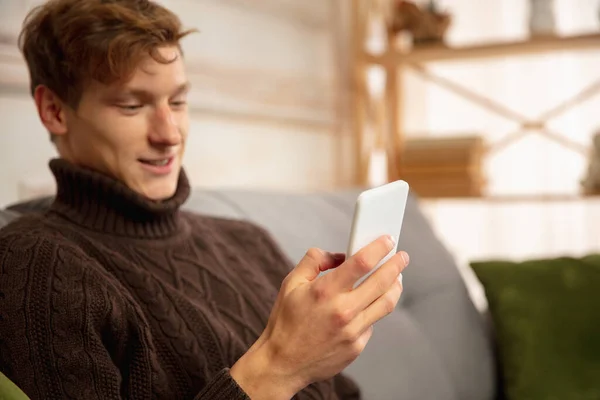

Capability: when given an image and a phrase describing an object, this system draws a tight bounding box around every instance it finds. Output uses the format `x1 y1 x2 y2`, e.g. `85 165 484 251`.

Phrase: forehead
86 46 188 98
133 46 187 84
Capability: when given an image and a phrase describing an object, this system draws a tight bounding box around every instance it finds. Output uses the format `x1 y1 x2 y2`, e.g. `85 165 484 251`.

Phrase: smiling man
0 1 409 399
47 46 190 200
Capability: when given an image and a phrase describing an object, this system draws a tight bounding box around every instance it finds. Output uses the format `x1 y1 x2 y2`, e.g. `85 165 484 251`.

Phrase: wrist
230 340 303 400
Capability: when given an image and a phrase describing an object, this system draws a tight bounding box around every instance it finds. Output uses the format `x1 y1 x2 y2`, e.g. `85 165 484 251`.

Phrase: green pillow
0 371 29 400
470 255 600 400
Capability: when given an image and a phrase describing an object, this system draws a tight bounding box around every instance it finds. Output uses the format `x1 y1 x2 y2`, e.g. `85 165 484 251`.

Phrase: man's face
59 46 190 200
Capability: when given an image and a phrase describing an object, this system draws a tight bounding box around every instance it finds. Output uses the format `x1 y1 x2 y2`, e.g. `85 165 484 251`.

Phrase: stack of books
398 135 486 198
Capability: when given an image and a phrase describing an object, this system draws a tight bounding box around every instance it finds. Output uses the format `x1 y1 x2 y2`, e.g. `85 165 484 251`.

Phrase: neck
48 158 190 239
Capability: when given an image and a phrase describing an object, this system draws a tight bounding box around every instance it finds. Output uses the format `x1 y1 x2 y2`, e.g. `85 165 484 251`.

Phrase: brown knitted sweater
0 159 361 400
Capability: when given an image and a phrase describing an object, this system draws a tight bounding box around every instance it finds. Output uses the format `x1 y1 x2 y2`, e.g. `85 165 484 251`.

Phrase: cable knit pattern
0 159 361 400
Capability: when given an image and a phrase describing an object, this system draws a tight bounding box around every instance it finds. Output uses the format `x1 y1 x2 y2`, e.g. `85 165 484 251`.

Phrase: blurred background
1 0 600 296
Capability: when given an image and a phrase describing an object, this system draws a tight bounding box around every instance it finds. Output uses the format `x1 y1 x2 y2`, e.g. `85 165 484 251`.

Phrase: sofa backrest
0 209 19 228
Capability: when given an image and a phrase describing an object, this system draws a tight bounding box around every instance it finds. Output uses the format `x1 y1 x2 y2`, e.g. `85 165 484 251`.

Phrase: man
0 0 409 399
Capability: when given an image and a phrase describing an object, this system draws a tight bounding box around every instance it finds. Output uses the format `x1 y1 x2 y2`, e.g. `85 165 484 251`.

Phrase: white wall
0 0 352 207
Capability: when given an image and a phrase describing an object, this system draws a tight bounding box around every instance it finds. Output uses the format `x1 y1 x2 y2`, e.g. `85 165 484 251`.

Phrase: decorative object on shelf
581 131 600 195
528 0 556 37
388 0 452 46
399 135 486 198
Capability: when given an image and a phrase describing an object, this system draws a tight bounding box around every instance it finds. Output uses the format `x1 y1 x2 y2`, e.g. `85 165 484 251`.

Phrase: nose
148 104 181 147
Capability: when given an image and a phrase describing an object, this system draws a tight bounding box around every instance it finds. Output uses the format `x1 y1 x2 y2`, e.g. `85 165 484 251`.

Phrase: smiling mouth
138 157 173 166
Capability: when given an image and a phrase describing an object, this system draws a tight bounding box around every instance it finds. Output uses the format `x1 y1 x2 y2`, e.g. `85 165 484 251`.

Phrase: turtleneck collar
48 158 190 239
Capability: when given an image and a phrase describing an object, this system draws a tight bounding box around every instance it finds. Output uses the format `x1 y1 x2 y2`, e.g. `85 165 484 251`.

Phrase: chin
146 190 177 201
145 182 179 201
129 176 179 201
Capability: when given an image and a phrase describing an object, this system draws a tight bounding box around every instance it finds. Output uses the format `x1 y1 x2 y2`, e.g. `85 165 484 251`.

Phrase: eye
170 100 187 109
118 104 143 111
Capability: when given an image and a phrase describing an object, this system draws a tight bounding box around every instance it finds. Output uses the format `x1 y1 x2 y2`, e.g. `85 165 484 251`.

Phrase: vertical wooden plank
385 61 402 182
329 0 346 188
383 13 403 183
351 0 368 186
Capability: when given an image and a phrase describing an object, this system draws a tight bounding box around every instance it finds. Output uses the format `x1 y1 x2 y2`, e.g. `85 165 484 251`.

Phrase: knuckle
331 307 353 328
382 294 396 315
349 340 366 359
340 326 359 344
353 253 372 275
374 276 389 294
311 282 329 302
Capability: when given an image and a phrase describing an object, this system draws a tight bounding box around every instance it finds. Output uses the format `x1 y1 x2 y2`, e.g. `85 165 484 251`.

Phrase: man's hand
231 236 409 399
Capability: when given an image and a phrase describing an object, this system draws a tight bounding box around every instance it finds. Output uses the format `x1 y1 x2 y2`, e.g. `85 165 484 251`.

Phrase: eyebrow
117 82 191 100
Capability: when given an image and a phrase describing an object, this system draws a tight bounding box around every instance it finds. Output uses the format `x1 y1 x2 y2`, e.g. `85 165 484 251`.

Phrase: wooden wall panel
0 0 338 128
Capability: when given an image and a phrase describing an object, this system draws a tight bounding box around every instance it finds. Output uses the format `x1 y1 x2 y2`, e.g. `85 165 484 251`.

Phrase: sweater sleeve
0 232 250 400
193 369 249 400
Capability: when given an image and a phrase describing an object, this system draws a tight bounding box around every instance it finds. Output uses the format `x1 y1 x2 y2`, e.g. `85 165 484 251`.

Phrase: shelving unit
365 32 600 64
350 0 600 201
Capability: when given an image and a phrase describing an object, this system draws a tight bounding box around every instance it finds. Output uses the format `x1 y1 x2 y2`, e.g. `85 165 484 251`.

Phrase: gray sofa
0 188 497 400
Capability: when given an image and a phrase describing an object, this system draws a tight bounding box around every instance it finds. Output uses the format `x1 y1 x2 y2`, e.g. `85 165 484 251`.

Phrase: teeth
144 159 169 166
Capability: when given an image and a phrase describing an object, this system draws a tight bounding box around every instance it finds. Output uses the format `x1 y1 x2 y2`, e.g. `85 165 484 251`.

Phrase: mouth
139 158 172 166
138 156 175 174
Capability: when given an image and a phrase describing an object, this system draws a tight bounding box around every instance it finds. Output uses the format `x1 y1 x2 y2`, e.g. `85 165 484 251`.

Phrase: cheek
103 116 148 150
76 115 147 169
176 111 189 133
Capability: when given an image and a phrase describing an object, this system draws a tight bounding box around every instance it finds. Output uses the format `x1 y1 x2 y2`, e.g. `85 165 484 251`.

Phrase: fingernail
399 251 410 265
386 235 396 248
397 273 403 285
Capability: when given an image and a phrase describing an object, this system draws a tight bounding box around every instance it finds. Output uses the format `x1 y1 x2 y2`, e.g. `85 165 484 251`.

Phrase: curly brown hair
18 0 196 108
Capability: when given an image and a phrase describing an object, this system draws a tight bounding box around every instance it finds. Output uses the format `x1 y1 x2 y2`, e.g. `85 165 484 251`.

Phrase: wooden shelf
365 32 600 65
419 193 600 203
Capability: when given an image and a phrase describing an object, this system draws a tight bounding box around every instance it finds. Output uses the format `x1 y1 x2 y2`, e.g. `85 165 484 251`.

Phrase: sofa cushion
471 255 600 400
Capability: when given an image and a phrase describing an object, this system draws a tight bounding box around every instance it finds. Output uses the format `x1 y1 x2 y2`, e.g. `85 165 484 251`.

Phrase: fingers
327 235 396 291
351 251 408 311
284 249 346 290
351 277 403 334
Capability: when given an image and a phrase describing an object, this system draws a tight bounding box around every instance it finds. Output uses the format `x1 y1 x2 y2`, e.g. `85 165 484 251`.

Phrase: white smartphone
346 180 410 288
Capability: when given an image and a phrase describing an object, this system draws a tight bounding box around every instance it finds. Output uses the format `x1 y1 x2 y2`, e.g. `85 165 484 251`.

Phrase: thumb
289 248 334 284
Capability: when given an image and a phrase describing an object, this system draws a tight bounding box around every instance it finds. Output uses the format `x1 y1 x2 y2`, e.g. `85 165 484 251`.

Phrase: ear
33 85 68 137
